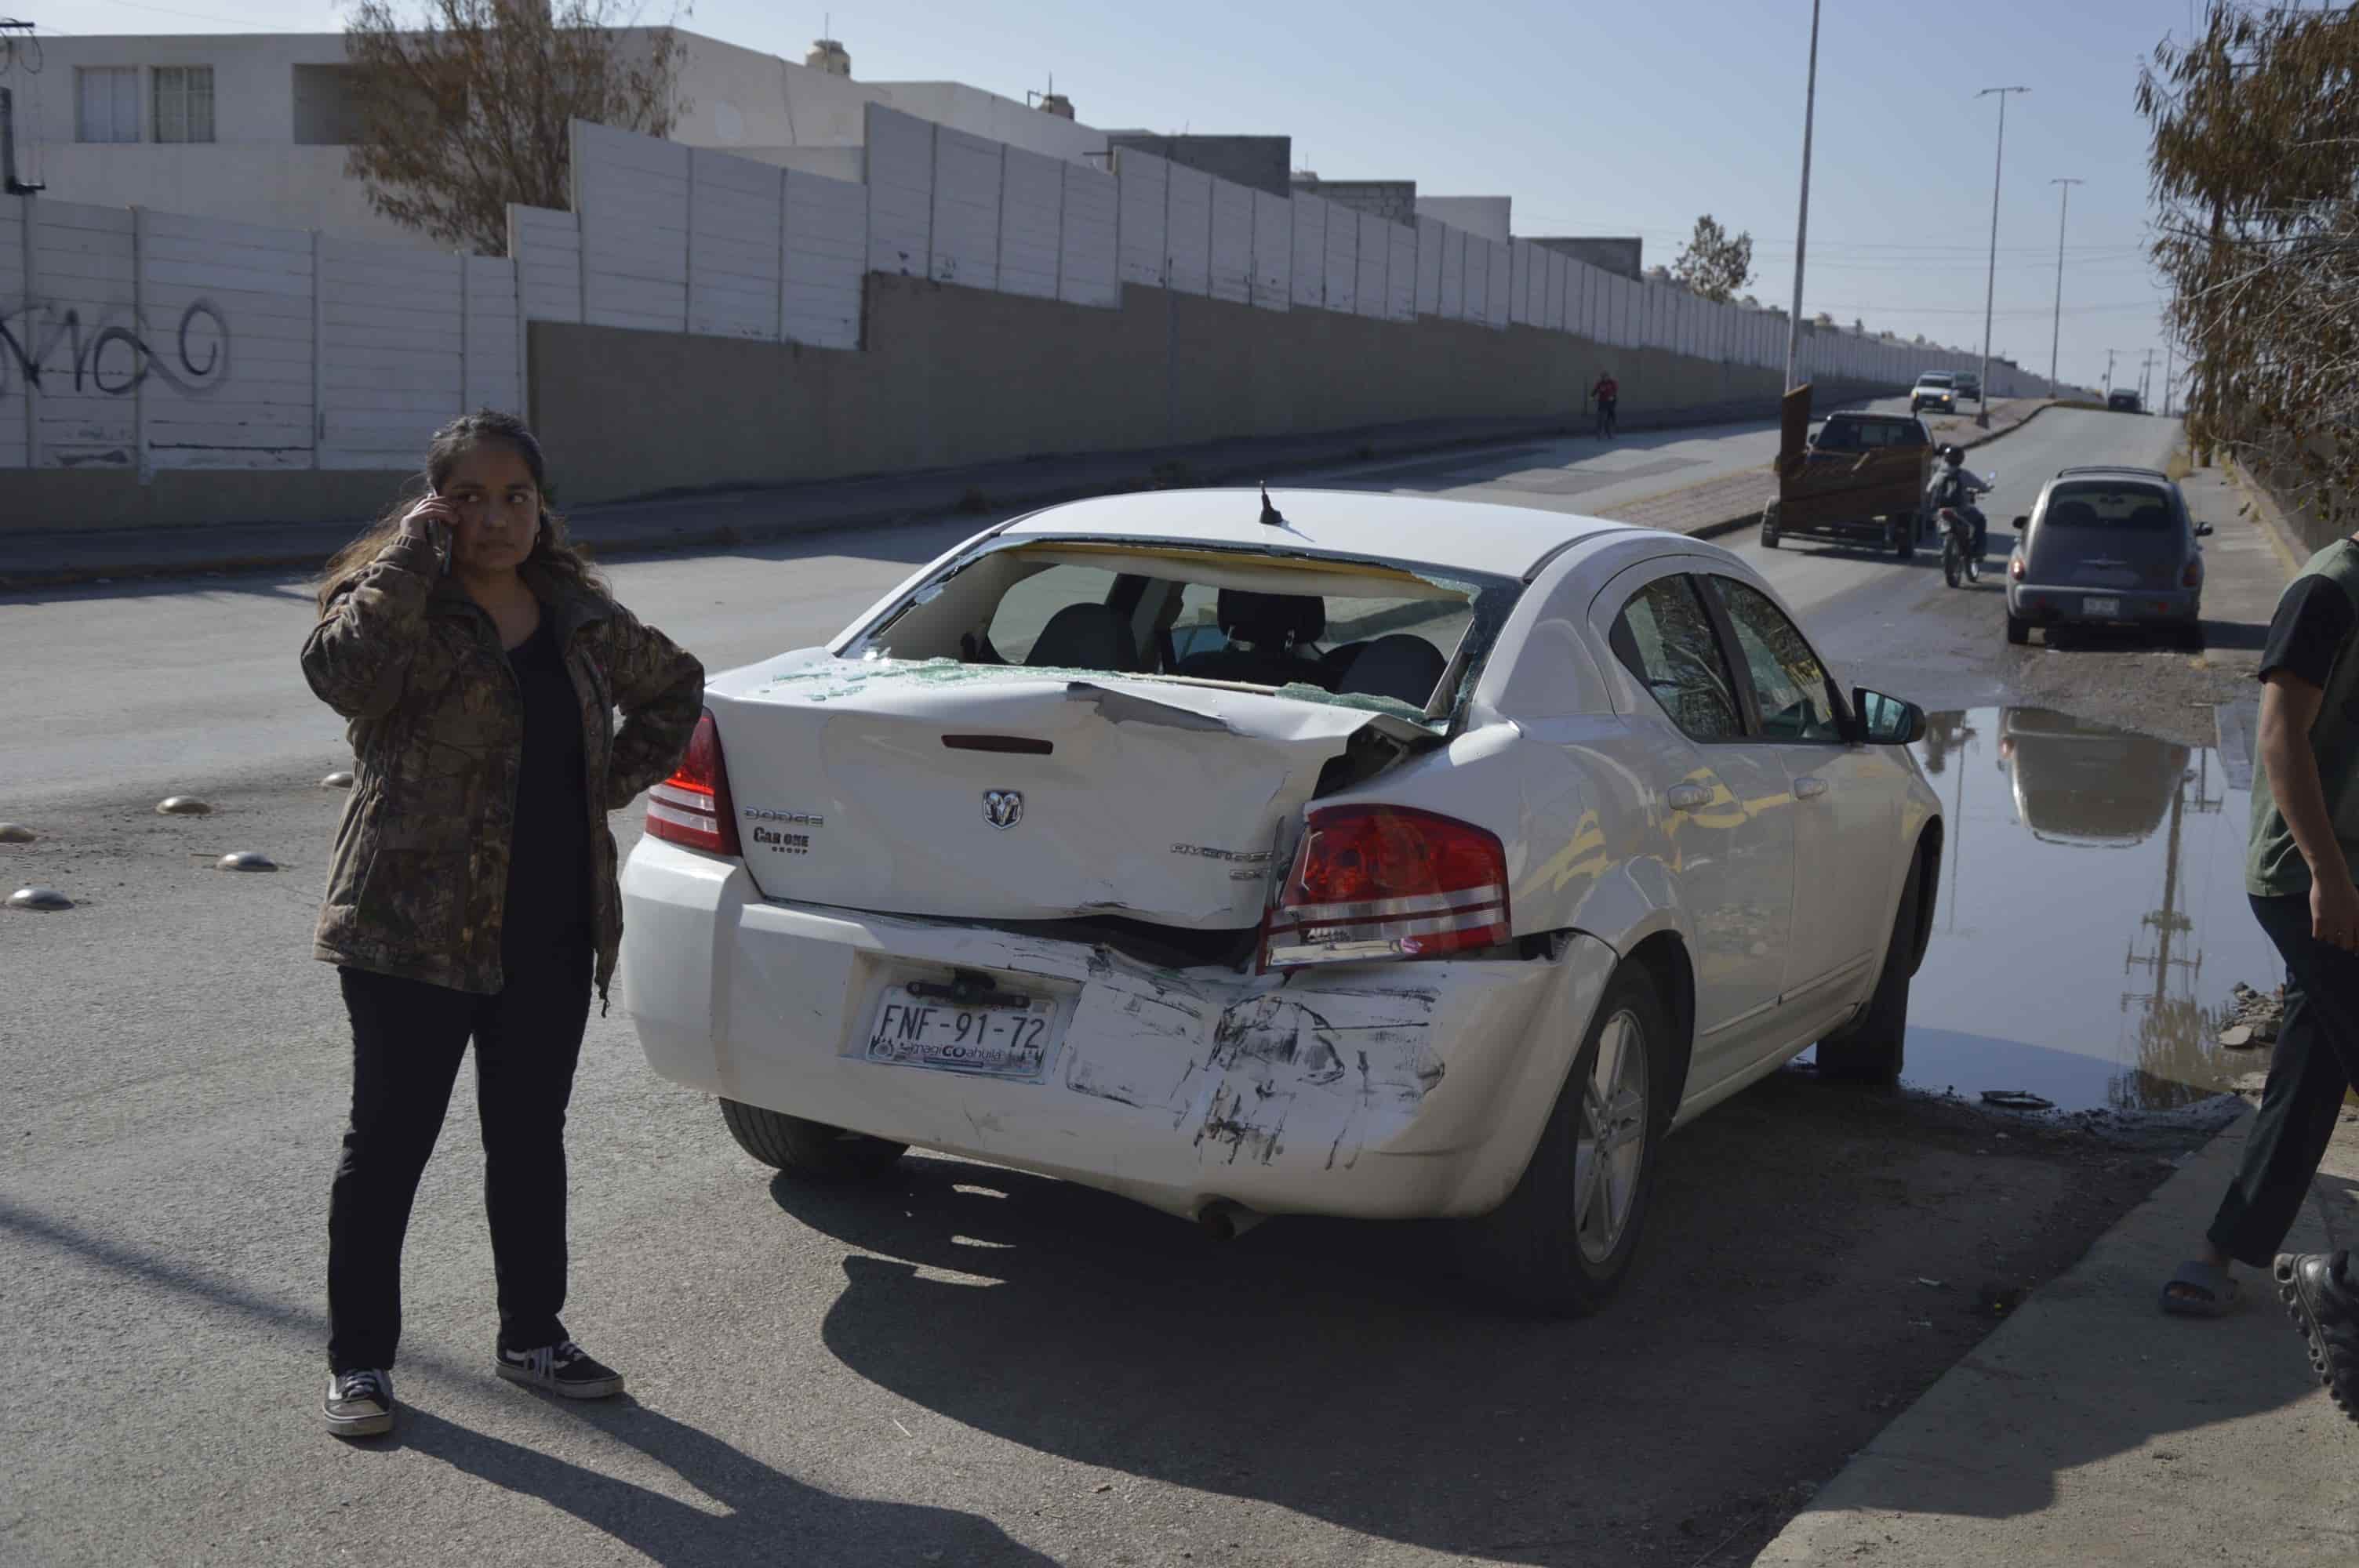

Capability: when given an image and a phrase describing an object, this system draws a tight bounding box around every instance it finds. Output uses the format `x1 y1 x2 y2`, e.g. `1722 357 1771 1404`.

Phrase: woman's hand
399 495 459 568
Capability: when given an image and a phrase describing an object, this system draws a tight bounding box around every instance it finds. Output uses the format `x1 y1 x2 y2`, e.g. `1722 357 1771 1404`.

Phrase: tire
1459 967 1677 1316
1942 541 1961 588
1760 503 1781 550
2007 613 2030 645
1896 520 1916 561
719 1098 909 1179
1817 853 1924 1087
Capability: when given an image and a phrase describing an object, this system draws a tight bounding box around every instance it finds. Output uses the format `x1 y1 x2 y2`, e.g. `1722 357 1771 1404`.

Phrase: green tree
2139 4 2359 524
1671 214 1756 303
344 0 685 255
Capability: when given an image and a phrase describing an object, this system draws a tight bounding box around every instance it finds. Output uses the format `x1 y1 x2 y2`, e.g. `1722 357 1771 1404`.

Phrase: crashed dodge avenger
620 488 1943 1312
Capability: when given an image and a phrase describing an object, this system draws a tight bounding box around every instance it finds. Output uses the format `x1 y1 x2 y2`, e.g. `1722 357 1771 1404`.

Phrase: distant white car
622 490 1943 1312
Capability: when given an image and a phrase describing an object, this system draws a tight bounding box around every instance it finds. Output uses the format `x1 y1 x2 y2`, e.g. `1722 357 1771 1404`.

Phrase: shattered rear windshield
848 539 1524 725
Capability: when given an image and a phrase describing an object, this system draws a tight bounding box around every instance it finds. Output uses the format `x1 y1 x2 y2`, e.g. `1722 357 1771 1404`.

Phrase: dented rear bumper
621 833 1616 1222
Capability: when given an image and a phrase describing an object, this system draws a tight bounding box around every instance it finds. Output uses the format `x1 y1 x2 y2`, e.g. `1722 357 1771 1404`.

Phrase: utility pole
1784 0 1822 394
1976 86 2030 427
2164 340 2175 419
2103 348 2119 397
2048 178 2083 387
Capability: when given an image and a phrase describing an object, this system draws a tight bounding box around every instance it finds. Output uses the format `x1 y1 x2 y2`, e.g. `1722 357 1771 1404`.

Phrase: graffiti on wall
0 298 232 405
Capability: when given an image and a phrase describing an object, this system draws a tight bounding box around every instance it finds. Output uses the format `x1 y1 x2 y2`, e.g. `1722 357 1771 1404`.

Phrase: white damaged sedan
622 489 1943 1312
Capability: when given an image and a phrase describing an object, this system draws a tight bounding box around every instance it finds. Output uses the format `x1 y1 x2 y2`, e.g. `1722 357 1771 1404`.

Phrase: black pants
2207 893 2359 1268
326 938 593 1371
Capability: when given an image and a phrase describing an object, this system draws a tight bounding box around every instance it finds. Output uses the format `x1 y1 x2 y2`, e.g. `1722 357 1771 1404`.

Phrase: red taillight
2008 554 2026 581
646 711 741 855
1262 805 1510 969
2182 561 2202 589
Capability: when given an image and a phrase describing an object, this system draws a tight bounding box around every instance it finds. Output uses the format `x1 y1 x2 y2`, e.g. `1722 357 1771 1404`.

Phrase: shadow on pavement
0 1197 1047 1566
392 1399 1056 1567
771 1069 2310 1563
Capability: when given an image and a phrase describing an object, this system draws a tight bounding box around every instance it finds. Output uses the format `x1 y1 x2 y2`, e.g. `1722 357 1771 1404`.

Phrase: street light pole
1783 0 1822 394
1976 86 2030 426
2048 176 2083 388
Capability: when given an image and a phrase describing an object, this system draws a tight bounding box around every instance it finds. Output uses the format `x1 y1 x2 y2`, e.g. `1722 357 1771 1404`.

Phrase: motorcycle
1936 470 1995 589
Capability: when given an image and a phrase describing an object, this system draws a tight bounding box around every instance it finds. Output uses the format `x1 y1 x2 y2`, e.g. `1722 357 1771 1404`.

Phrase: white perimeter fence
2 103 2056 477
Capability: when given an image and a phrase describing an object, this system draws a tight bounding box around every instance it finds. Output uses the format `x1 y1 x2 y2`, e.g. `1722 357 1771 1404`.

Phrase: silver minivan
2005 466 2213 648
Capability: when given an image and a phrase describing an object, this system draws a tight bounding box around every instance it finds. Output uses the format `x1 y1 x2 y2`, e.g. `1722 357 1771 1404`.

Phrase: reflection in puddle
1852 706 2277 1112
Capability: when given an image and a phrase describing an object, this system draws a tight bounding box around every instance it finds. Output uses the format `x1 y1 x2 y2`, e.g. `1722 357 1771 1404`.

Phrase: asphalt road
2 405 2214 1568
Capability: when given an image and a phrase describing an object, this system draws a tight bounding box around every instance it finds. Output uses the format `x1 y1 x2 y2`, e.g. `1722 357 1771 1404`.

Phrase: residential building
1 27 1113 245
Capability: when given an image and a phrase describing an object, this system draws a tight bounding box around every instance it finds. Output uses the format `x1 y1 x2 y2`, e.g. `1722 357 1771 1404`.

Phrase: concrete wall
1535 236 1641 281
1105 134 1289 198
530 271 1841 507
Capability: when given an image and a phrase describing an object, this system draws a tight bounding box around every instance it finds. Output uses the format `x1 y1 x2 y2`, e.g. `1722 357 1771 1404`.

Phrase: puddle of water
1839 706 2281 1112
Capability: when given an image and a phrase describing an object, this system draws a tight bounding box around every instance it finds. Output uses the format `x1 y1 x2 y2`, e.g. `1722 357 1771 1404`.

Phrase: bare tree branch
344 0 685 255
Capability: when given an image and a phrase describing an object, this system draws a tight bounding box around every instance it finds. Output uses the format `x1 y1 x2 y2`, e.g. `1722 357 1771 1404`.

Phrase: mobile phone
425 485 452 575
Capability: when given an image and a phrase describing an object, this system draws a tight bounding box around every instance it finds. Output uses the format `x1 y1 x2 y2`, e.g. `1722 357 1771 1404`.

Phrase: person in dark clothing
2161 532 2359 1422
303 411 703 1439
1590 372 1619 438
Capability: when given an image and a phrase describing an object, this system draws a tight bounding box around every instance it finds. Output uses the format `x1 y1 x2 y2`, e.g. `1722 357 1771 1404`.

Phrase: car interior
1812 417 1927 452
2040 484 2177 533
855 543 1507 714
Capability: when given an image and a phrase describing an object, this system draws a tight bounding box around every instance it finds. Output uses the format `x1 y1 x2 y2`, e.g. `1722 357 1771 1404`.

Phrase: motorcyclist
1927 445 1991 557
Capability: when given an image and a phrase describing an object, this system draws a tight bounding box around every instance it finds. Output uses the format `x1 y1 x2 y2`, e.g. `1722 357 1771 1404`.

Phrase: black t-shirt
2259 553 2358 689
502 618 593 963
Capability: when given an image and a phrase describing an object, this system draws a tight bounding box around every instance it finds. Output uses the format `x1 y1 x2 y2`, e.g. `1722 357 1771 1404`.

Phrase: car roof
994 488 1633 579
1917 372 1954 380
1826 410 1917 423
2048 466 2173 487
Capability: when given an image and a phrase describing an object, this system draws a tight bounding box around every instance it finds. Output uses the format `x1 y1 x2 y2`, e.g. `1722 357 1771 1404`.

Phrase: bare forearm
2261 702 2348 886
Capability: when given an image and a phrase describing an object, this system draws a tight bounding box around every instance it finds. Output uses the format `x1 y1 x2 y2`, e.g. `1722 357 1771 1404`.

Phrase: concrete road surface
5 406 2238 1568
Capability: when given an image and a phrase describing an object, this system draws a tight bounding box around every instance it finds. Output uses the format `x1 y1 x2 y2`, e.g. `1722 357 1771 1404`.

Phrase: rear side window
1609 577 1743 742
2041 483 2177 533
1818 419 1922 451
1710 578 1845 742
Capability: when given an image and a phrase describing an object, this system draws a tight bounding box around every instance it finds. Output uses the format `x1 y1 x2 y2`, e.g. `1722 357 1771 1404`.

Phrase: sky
27 0 2199 401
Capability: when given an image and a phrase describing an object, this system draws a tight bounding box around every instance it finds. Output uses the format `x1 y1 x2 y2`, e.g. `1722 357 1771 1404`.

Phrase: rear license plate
865 986 1056 1079
2081 595 2122 619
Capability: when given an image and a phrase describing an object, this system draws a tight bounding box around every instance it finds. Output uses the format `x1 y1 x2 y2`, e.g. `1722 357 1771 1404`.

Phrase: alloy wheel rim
1573 1009 1649 1265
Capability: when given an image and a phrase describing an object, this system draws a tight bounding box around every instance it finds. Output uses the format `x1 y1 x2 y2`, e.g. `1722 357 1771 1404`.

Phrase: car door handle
1667 783 1711 811
1794 776 1830 800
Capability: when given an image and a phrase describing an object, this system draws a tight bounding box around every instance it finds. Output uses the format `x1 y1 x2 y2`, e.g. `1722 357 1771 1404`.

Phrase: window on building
76 67 141 143
152 66 215 144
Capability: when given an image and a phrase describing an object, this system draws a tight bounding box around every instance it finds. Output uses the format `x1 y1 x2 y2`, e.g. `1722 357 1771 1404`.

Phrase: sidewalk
0 395 2054 590
1754 1109 2359 1566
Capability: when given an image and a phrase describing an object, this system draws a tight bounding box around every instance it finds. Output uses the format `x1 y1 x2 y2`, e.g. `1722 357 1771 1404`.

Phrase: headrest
1217 589 1325 646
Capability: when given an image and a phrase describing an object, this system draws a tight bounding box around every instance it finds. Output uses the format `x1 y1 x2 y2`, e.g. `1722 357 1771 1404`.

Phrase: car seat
1025 602 1139 671
1176 590 1326 688
1334 634 1448 709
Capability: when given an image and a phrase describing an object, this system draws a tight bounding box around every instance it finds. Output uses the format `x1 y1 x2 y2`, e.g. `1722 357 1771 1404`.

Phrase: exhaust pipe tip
1197 1199 1264 1242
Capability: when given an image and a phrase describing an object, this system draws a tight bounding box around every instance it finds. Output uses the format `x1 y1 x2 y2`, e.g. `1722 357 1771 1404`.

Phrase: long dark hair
316 410 609 612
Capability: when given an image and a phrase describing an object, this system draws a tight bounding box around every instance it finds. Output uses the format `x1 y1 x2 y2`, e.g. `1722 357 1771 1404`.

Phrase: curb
2219 453 2311 574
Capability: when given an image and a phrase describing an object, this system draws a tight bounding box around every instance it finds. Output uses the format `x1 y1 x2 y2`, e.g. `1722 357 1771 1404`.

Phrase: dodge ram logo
983 789 1023 830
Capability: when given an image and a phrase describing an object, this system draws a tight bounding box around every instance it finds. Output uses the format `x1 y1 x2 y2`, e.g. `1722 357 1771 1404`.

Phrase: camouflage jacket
301 528 703 1004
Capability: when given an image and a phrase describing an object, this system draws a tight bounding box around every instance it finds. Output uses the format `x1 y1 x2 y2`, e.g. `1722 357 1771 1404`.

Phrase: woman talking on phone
301 411 703 1439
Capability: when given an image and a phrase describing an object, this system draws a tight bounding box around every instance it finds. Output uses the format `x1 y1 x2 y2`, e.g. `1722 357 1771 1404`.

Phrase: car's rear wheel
719 1098 909 1179
1760 503 1781 550
1895 517 1917 561
2006 612 2030 645
1459 968 1676 1316
1816 852 1925 1087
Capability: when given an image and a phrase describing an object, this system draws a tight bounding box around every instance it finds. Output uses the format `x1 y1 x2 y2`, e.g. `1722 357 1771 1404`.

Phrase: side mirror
2194 521 2215 538
2012 515 2030 530
1855 688 1927 747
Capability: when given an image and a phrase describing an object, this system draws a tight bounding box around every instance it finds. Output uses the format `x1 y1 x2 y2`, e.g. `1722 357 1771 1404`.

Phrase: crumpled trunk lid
705 655 1427 928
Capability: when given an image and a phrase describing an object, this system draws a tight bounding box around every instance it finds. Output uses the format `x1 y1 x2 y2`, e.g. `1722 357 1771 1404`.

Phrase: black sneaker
325 1367 394 1438
2275 1250 2359 1425
495 1339 625 1399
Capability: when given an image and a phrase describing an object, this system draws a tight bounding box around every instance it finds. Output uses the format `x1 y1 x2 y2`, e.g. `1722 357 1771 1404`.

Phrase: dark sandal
2161 1258 2241 1318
